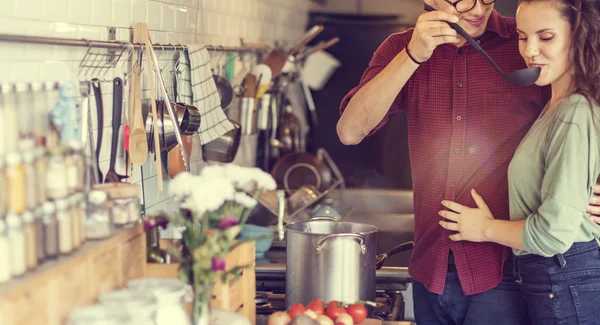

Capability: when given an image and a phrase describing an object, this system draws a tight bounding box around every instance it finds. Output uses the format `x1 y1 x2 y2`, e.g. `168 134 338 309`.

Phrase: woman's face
516 1 572 87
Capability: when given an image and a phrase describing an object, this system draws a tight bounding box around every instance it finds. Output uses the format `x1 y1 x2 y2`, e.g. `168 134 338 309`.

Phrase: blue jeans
515 239 600 325
413 253 526 325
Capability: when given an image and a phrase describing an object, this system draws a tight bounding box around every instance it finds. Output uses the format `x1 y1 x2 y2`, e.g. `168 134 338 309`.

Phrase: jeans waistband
514 239 600 266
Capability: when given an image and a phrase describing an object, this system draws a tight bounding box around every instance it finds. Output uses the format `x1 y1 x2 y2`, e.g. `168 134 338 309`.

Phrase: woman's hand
438 189 494 242
588 183 600 224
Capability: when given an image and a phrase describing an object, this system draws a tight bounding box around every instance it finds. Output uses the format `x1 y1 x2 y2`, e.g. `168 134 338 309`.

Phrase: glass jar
34 206 45 263
22 210 37 270
128 197 141 224
78 193 87 245
86 191 114 240
46 147 68 200
98 289 158 325
56 198 73 255
34 147 47 206
42 201 59 259
22 150 37 211
6 152 26 215
7 213 26 277
112 199 131 227
65 143 84 194
69 194 82 250
67 304 128 325
2 84 18 154
0 158 6 217
0 218 11 283
127 278 193 325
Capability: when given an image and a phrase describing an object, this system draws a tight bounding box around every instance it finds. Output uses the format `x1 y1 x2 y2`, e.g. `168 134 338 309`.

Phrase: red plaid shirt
340 11 548 295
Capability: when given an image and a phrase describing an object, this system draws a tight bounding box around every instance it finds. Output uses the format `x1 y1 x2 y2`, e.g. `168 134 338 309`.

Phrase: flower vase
193 285 212 325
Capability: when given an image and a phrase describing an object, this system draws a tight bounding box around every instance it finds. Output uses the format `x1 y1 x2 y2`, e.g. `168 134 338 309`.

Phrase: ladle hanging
424 3 540 87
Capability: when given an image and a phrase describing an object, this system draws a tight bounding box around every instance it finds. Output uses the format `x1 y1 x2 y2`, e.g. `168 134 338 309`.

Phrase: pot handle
315 233 367 255
308 216 338 222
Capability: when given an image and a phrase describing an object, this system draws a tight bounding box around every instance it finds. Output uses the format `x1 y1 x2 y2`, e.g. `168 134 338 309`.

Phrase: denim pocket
522 289 557 325
570 283 600 325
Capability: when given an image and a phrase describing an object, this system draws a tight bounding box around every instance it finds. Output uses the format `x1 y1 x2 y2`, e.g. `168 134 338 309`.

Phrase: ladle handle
423 3 505 75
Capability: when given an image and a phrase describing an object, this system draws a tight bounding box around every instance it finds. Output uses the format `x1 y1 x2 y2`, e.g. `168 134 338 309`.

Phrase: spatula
423 3 540 86
129 24 149 166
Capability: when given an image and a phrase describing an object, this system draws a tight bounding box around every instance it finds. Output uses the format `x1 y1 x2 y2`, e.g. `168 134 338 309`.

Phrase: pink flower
219 216 239 230
211 257 226 272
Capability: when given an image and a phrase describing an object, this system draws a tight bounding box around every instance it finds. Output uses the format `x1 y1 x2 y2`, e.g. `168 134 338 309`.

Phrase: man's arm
337 9 460 145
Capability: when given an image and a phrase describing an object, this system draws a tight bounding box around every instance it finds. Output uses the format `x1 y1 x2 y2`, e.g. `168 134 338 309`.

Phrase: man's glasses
444 0 496 13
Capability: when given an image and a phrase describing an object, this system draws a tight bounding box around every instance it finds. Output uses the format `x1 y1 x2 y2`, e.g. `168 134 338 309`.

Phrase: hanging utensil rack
0 33 269 53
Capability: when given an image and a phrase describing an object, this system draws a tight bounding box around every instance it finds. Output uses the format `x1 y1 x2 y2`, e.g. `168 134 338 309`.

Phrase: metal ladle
424 3 540 87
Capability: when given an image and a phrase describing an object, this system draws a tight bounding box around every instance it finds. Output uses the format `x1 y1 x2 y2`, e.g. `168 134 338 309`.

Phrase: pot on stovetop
284 216 413 315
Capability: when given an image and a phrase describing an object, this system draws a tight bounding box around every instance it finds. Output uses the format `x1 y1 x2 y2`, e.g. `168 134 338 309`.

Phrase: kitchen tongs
424 3 540 86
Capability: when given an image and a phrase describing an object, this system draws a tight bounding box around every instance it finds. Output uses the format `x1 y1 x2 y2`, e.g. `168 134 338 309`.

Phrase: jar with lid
0 218 11 283
69 194 82 250
98 289 158 325
22 150 37 211
67 304 129 325
86 191 114 240
22 210 37 270
42 202 59 259
7 213 26 277
34 206 45 263
34 147 47 206
127 278 193 325
128 197 141 224
56 199 73 255
112 199 132 227
0 158 6 217
46 147 68 200
6 152 26 215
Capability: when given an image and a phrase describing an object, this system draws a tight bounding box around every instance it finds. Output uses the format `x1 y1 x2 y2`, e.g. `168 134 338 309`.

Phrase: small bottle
6 153 26 215
42 202 59 259
0 218 12 283
23 150 37 211
34 147 47 206
56 199 73 255
46 147 68 200
34 206 46 263
86 191 114 240
22 210 37 270
69 194 81 250
7 213 26 277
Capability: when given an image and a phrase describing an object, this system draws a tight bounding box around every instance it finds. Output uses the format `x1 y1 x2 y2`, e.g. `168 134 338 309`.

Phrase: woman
438 0 600 324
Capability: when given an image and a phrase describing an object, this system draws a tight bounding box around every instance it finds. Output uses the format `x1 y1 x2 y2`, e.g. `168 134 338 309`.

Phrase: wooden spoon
130 24 149 166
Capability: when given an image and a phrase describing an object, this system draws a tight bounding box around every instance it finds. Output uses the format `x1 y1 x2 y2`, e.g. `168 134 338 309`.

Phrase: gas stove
254 249 412 322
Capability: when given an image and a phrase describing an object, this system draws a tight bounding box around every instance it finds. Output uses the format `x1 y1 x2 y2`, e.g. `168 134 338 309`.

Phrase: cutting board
361 319 383 325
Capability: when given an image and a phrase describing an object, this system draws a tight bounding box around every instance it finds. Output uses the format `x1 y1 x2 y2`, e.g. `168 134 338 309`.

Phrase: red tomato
288 303 306 318
325 301 347 321
346 304 368 323
307 299 325 315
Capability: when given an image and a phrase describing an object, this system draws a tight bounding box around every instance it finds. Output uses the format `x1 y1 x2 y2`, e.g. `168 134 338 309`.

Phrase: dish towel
184 44 234 144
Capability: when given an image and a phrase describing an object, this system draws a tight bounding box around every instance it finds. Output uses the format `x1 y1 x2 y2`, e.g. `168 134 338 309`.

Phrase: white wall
0 0 311 224
310 0 424 25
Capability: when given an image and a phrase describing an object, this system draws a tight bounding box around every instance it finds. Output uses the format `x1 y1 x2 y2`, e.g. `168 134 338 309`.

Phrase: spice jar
22 210 37 270
23 151 37 211
46 147 68 200
112 199 131 227
0 218 11 283
56 199 73 255
86 191 114 240
6 153 26 215
7 213 26 277
128 197 141 224
34 206 45 263
42 202 59 259
34 147 47 206
69 194 82 250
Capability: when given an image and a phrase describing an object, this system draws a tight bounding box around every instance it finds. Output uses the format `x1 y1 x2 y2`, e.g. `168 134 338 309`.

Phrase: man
337 0 600 324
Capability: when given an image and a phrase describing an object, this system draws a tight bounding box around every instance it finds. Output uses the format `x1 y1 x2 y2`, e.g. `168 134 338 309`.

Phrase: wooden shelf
0 224 146 325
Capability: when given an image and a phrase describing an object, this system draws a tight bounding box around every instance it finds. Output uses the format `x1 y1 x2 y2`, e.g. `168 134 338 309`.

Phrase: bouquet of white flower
151 164 276 324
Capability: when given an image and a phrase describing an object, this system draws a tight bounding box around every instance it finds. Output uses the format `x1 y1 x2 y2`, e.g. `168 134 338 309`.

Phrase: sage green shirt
508 93 600 257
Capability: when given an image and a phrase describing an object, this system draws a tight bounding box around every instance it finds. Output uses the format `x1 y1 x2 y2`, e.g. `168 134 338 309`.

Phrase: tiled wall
0 0 311 227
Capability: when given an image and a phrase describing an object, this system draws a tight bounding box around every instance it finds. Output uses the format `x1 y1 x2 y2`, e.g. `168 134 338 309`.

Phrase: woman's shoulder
556 93 600 125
